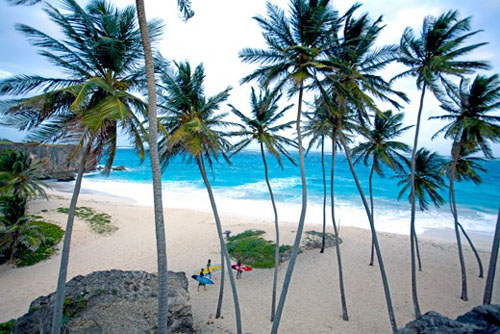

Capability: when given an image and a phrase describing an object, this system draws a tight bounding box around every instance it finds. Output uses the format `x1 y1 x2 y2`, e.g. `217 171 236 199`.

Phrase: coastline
0 187 498 333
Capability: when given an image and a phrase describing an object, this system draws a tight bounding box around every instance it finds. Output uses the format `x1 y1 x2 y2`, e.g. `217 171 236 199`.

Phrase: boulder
112 165 127 171
13 270 193 334
301 230 342 250
397 304 500 334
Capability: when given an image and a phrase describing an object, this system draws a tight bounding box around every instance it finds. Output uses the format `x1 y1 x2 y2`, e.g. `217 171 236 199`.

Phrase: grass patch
16 221 64 267
226 230 291 269
62 295 87 325
57 207 117 235
0 320 15 334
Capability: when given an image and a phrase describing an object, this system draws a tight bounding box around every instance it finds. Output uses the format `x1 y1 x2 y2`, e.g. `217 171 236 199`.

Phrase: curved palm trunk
259 142 280 322
197 157 242 334
449 167 468 301
321 136 327 253
271 82 307 334
457 222 483 277
369 165 375 266
340 132 398 333
51 144 90 334
331 135 349 321
414 232 422 271
483 207 500 304
408 83 427 318
215 249 225 318
136 1 169 332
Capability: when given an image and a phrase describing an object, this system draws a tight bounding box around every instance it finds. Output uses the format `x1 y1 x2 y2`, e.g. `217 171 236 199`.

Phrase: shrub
0 319 15 334
16 221 64 267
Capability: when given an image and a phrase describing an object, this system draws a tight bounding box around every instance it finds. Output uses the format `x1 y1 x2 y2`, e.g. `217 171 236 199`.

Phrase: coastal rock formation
13 270 193 334
0 142 96 180
397 304 500 333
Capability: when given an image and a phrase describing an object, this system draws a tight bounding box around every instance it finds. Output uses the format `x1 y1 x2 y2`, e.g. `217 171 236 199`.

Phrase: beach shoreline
0 187 498 333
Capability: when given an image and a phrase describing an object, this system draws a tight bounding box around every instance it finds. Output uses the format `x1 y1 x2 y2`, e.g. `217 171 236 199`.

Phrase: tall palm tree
0 1 158 332
484 207 500 305
430 74 500 300
317 5 408 332
157 61 242 334
230 87 296 322
134 1 192 333
394 11 489 316
351 110 411 266
239 2 339 331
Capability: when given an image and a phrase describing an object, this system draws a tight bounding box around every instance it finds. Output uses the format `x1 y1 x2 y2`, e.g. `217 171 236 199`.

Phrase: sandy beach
0 187 498 333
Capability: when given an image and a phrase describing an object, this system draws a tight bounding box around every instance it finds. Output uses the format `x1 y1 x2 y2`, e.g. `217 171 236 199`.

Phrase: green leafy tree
157 61 243 334
430 74 500 300
351 110 411 266
394 10 489 315
0 1 161 332
230 87 296 321
239 1 339 330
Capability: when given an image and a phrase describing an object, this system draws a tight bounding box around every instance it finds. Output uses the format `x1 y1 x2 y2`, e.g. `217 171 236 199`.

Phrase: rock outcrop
13 270 193 334
0 142 96 180
397 304 500 333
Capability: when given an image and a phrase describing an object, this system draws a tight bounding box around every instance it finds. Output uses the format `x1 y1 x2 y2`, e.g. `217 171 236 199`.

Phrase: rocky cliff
13 270 193 334
0 142 96 180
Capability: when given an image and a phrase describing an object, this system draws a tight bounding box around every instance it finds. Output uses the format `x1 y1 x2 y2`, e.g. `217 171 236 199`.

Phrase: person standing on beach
198 268 207 291
206 259 212 279
236 259 243 279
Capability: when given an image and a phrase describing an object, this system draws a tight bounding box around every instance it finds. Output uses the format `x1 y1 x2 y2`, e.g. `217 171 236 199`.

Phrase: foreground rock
397 304 500 333
13 270 193 334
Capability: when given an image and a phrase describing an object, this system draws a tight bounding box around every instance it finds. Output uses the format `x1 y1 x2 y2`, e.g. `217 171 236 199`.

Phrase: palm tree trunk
340 132 398 333
197 157 242 334
369 165 375 266
271 82 307 334
136 1 169 332
321 136 327 254
331 134 349 321
483 207 500 304
408 83 427 318
414 232 422 271
449 166 468 301
215 249 225 318
259 142 280 322
51 144 90 334
457 222 483 278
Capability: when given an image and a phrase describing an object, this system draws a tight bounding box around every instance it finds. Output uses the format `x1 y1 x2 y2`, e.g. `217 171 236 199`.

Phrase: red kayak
232 264 252 272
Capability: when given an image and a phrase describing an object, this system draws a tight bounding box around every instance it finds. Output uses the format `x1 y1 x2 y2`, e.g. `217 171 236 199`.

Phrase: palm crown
0 0 163 173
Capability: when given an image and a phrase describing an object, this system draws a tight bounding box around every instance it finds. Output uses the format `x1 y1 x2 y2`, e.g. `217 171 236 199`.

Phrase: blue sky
0 0 499 156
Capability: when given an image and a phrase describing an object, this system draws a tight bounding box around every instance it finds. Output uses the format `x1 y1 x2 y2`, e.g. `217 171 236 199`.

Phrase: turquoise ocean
79 148 499 235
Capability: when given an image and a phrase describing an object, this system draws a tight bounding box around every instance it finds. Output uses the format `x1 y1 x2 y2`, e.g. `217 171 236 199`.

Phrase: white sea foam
77 177 497 236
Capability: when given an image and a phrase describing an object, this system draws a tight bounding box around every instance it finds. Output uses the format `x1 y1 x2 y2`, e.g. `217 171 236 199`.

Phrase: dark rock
13 270 193 334
112 165 127 171
301 230 342 250
397 305 500 334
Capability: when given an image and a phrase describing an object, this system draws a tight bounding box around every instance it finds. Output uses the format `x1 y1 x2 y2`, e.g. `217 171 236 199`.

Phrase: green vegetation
57 207 117 235
0 319 15 334
227 230 292 269
62 295 87 325
16 221 64 267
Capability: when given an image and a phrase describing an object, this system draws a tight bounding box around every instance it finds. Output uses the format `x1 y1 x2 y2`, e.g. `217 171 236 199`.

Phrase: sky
0 0 499 156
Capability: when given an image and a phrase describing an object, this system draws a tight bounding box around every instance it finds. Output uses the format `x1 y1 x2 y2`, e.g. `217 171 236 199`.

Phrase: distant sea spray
78 148 499 235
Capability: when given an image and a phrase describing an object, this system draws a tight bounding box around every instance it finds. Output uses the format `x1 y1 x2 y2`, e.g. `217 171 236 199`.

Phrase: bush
16 221 64 267
226 230 291 269
0 319 15 334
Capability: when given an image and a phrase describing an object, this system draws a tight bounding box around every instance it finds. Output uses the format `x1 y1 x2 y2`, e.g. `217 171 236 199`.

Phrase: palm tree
239 2 339 331
317 5 408 332
157 61 242 334
229 87 296 322
134 1 192 333
394 11 489 316
0 1 158 332
484 207 500 305
430 74 500 300
351 110 411 266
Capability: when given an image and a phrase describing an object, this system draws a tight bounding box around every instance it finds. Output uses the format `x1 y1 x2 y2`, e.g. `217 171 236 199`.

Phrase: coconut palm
134 1 192 333
317 5 408 332
394 11 489 316
0 1 160 332
239 1 339 330
157 61 242 333
351 110 411 266
229 87 296 321
430 74 500 300
484 208 500 305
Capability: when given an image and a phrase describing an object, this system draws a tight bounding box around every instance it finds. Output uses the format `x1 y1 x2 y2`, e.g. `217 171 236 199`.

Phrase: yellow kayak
194 264 222 275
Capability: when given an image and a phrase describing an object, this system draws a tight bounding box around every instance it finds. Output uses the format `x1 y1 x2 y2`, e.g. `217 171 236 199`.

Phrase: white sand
0 189 498 333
